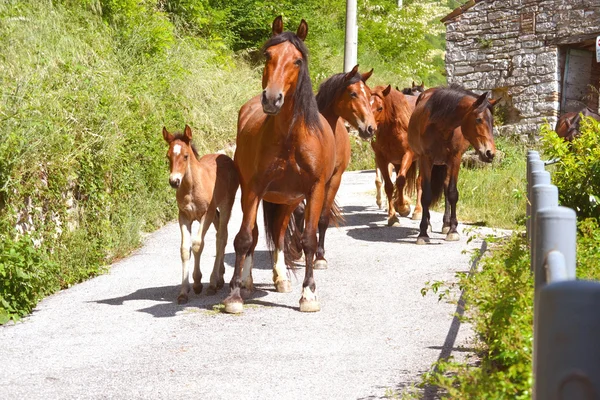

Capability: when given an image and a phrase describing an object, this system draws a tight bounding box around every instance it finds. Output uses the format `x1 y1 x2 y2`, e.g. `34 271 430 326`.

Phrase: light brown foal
163 125 239 304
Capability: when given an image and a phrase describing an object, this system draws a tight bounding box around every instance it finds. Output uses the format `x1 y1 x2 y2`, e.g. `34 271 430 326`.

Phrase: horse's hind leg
207 209 228 295
416 158 433 245
393 153 413 218
269 203 299 293
375 164 384 209
177 214 193 304
412 173 423 221
376 153 399 226
315 173 343 269
191 212 214 296
444 158 461 241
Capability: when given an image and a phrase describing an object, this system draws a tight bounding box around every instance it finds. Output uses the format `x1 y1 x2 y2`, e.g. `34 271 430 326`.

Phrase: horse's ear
420 81 424 87
272 15 283 37
162 127 174 143
382 85 392 96
396 86 400 91
184 124 193 141
361 68 373 83
296 19 308 41
412 81 416 87
488 97 500 108
345 65 359 81
473 91 489 110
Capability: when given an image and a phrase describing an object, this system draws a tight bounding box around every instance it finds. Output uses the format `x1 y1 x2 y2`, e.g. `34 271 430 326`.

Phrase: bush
541 116 600 219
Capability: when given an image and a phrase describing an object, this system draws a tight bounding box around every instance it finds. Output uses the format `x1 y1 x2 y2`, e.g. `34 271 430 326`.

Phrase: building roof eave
441 0 488 24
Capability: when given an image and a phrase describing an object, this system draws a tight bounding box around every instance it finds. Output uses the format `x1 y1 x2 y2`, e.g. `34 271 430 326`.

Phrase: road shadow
93 283 272 318
224 250 271 270
346 224 425 244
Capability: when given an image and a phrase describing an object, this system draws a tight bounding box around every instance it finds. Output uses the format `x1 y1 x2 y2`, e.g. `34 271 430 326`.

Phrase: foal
163 125 239 304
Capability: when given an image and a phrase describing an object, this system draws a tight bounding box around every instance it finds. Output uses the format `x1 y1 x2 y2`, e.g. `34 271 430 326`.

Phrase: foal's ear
382 85 392 96
272 15 283 36
162 127 174 143
184 124 193 141
361 68 374 83
296 19 308 41
488 97 500 108
345 65 359 81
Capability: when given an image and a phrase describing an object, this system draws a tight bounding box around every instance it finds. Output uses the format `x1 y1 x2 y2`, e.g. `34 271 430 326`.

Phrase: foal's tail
430 165 447 206
405 161 418 198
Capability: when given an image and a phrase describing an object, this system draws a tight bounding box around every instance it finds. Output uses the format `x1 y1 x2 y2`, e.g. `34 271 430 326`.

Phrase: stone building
442 0 600 136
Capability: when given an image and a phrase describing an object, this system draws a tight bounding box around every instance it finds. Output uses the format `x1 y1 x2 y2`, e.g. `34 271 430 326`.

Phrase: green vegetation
421 118 600 399
1 0 456 322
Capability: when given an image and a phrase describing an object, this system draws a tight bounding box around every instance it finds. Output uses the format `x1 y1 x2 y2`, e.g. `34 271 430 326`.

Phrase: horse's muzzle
169 178 181 189
261 90 284 115
478 149 495 163
357 125 376 140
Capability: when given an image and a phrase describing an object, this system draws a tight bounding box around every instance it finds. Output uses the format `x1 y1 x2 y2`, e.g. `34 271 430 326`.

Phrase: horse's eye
294 59 302 66
377 107 383 112
350 92 358 98
184 155 189 160
476 117 483 123
264 52 271 60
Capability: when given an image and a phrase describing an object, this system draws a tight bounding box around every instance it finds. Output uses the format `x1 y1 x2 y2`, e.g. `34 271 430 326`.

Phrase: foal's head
460 92 497 163
370 85 393 127
260 16 317 124
162 125 198 189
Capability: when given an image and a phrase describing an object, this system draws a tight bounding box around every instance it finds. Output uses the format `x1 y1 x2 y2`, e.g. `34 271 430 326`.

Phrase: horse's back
197 153 239 205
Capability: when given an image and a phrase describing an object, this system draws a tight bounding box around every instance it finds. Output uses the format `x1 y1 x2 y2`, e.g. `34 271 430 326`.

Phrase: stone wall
443 0 600 137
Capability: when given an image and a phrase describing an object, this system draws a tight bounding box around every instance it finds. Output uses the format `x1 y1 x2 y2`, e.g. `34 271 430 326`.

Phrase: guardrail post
530 183 558 272
545 251 568 283
527 157 545 242
535 280 600 399
533 206 576 291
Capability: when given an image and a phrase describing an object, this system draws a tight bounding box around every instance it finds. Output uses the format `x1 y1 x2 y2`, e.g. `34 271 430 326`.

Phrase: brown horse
555 107 600 141
226 17 336 313
163 125 239 304
408 84 497 245
287 65 377 269
370 85 418 226
400 81 425 96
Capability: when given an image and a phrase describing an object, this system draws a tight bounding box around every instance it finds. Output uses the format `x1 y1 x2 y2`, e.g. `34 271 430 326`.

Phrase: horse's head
412 81 425 95
461 92 497 163
334 65 376 139
162 125 196 189
370 84 392 128
260 16 309 115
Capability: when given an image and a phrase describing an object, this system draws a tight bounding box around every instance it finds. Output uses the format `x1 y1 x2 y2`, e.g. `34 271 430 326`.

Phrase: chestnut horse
408 85 497 245
287 65 377 268
226 17 336 313
555 107 600 141
370 85 418 226
163 125 239 304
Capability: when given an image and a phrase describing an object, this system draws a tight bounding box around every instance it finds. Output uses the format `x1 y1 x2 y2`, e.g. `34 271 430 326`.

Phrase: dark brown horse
555 107 600 141
408 84 497 244
370 85 418 226
401 81 425 96
162 125 239 304
227 17 336 313
287 65 377 269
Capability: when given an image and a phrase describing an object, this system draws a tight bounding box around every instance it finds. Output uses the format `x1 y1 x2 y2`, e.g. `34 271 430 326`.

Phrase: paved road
1 170 505 399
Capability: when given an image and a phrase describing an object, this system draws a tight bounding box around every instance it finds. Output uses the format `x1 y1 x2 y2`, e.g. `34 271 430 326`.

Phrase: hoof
275 280 293 293
445 232 460 241
411 212 422 221
398 206 411 218
299 299 321 312
177 293 188 304
206 286 218 296
314 259 328 270
223 295 244 314
416 236 430 245
442 225 450 234
376 200 383 209
387 215 400 227
193 283 203 294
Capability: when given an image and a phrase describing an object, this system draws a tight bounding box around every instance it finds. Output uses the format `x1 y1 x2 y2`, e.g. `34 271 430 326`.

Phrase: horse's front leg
224 190 260 314
177 214 193 304
208 208 229 295
375 153 399 226
299 183 326 312
444 157 461 241
191 212 214 296
417 158 433 245
412 173 423 221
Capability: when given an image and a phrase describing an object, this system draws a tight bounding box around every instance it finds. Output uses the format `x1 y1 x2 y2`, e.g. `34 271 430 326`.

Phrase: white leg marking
302 285 317 302
273 249 287 282
241 254 253 281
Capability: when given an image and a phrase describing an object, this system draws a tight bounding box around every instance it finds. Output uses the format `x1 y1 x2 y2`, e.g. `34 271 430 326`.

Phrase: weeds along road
0 170 507 400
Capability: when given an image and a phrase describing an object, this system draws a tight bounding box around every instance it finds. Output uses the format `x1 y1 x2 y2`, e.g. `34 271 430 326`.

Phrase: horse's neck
178 158 201 196
319 105 339 130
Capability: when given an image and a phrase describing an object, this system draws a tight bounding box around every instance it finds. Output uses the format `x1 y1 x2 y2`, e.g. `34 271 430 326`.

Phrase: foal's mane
315 70 361 112
171 133 199 158
425 84 492 122
262 31 322 132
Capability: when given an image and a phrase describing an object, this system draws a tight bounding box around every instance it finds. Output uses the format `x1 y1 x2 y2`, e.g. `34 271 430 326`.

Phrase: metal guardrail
526 150 600 399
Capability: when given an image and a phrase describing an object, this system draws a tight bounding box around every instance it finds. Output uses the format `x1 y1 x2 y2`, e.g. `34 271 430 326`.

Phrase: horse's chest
177 194 207 220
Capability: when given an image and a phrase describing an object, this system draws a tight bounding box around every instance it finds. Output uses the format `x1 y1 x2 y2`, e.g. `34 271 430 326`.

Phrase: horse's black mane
426 84 491 120
172 133 199 157
315 70 361 112
262 31 321 131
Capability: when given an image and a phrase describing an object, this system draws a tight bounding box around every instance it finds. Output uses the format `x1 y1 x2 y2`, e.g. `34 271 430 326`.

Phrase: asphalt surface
0 170 507 400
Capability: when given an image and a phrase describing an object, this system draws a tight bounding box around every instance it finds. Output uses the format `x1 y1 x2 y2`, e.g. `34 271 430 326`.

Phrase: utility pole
397 0 402 8
343 0 357 72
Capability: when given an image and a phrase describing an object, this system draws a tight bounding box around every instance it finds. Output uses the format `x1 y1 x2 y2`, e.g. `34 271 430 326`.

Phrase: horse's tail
430 165 446 206
284 203 304 265
405 161 418 198
329 199 345 227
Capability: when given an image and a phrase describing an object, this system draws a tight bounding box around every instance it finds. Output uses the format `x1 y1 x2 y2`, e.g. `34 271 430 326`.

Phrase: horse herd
162 17 498 313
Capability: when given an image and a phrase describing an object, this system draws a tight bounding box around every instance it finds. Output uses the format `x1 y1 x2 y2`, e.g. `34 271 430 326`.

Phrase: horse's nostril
261 90 267 103
367 125 374 135
486 150 494 160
